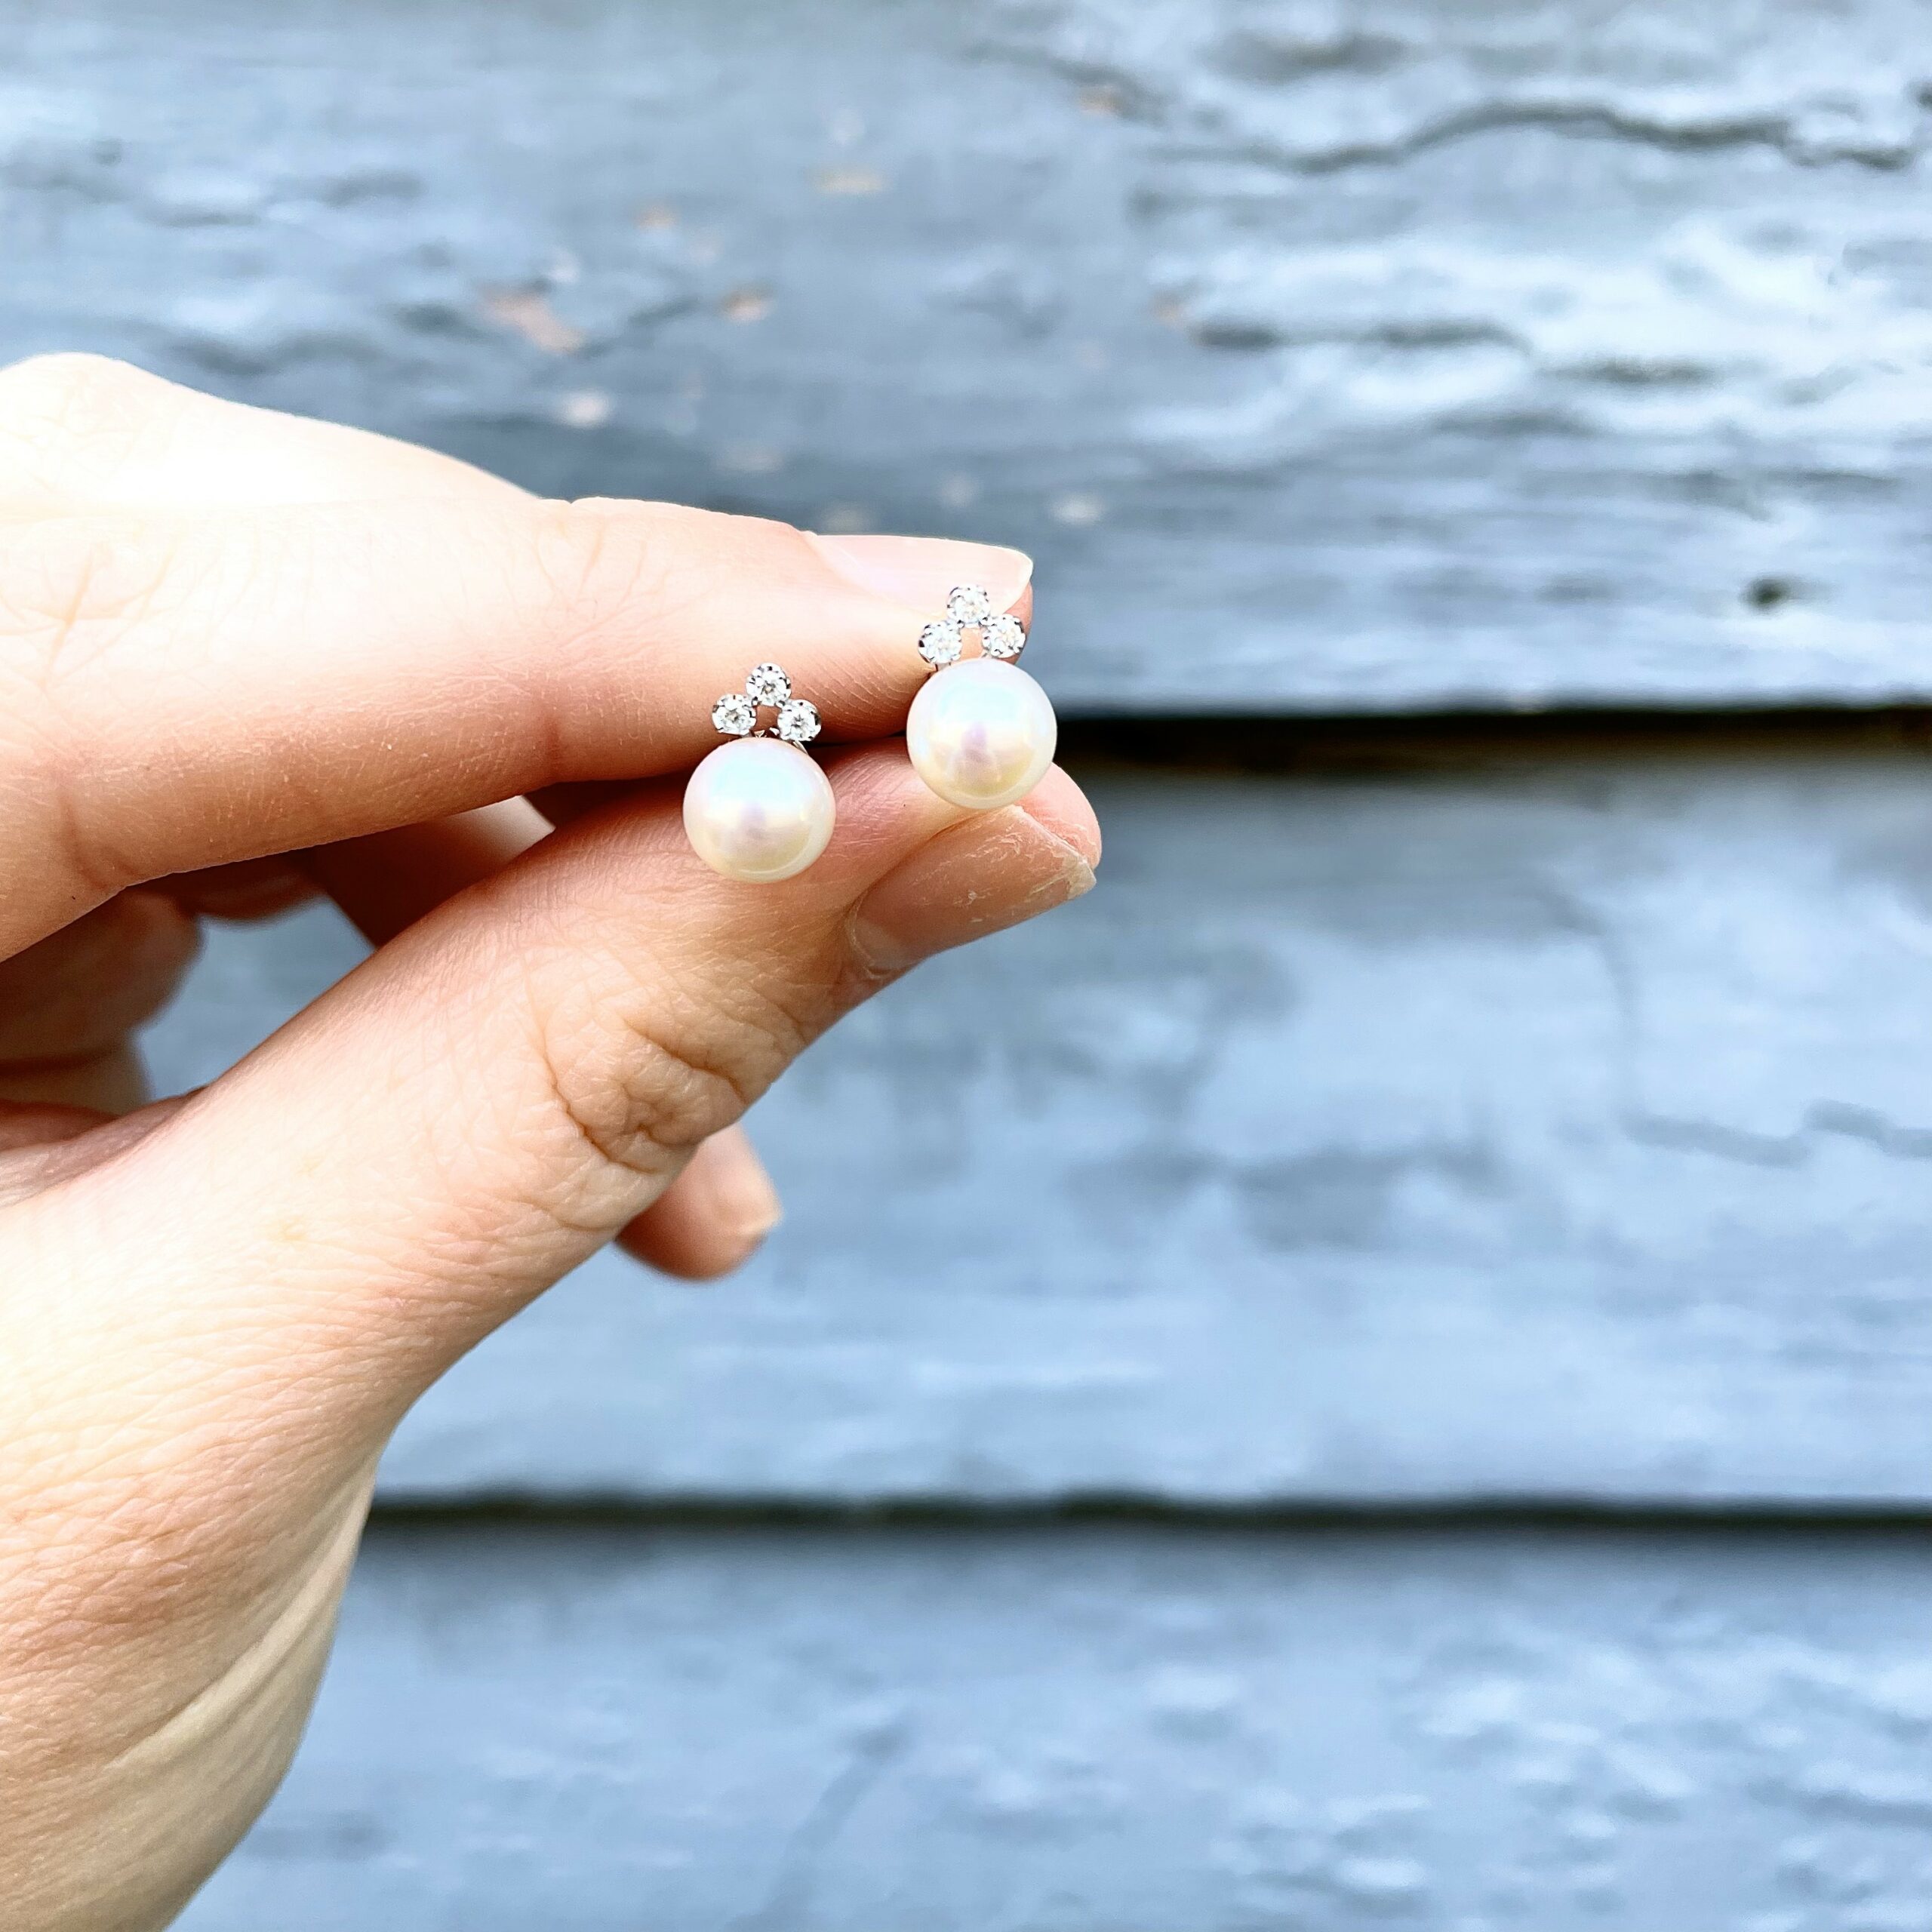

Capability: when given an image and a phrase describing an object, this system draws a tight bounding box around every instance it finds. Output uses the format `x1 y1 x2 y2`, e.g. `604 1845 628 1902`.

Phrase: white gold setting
981 613 1027 660
774 697 822 744
708 663 821 744
744 662 792 707
918 586 1028 669
918 619 965 668
946 584 995 626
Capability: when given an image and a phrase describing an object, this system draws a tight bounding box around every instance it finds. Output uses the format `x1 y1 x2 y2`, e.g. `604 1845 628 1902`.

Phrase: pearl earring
906 586 1058 811
683 663 835 882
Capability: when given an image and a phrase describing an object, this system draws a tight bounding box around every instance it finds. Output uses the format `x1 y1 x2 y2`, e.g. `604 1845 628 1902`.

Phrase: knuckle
520 949 804 1230
0 349 149 416
0 518 199 900
0 353 175 472
524 496 672 635
521 497 804 650
0 516 180 688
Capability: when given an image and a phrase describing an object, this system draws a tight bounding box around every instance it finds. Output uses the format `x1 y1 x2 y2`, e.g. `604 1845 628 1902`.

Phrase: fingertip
807 532 1033 617
1020 764 1103 871
616 1124 783 1282
162 857 320 923
0 1100 112 1154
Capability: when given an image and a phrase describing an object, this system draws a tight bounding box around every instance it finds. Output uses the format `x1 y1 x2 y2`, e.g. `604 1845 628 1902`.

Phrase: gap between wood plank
1060 706 1932 774
365 1493 1932 1534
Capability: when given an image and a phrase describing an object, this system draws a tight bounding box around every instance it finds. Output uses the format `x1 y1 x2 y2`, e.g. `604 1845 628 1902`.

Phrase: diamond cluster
710 666 821 745
919 585 1028 669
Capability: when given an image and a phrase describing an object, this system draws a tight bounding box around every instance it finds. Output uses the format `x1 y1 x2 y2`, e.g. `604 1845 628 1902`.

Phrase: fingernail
849 805 1097 974
808 533 1033 614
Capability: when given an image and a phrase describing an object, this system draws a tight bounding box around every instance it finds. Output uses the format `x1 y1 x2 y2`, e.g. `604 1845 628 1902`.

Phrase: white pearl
906 657 1057 811
682 737 835 883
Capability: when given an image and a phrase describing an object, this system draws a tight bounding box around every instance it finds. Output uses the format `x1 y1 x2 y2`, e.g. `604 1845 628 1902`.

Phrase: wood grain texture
6 0 1930 712
141 750 1932 1506
178 1518 1932 1930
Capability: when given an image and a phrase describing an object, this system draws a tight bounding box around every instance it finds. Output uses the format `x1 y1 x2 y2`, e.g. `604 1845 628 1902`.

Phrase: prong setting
982 613 1027 660
744 663 792 706
774 697 822 745
918 619 965 668
946 584 994 626
710 663 821 743
918 586 1027 669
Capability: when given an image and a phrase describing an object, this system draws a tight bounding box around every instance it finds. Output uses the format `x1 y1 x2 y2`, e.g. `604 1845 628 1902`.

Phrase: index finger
0 363 1031 955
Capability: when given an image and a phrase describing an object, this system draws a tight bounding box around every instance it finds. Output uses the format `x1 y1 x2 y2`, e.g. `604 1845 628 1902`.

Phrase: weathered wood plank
6 0 1930 711
141 749 1932 1505
178 1518 1932 1930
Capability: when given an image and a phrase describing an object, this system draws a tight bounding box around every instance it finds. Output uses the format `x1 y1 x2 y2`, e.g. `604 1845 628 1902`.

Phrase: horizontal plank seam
1059 706 1932 771
366 1493 1932 1535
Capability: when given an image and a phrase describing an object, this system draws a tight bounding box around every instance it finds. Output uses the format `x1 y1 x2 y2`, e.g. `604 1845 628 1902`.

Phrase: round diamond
744 662 792 706
946 585 993 626
918 619 964 667
711 692 757 736
982 614 1027 659
774 697 821 744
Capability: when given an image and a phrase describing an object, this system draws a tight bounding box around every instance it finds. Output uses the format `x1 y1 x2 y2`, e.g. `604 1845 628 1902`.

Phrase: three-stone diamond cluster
918 584 1027 670
711 663 823 745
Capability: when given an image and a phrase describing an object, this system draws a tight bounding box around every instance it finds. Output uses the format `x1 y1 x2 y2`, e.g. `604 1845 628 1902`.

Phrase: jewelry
905 586 1057 811
683 663 835 882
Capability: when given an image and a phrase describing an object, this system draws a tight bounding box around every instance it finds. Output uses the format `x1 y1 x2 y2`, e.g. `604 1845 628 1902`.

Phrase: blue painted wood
178 1518 1932 1930
140 753 1932 1505
5 0 1930 711
13 2 1929 1919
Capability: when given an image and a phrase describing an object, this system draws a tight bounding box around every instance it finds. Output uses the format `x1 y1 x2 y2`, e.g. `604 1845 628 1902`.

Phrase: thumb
0 745 1094 1930
6 748 1098 1487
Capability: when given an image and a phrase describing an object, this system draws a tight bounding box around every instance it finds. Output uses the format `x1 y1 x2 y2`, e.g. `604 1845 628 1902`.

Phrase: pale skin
0 355 1101 1930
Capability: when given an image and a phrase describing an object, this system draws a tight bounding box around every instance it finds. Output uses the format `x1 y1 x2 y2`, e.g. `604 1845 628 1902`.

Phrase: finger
616 1122 782 1280
305 798 783 1280
0 357 1031 955
300 800 553 943
0 891 198 1112
0 352 525 512
0 890 198 1063
0 1100 107 1154
160 857 318 923
0 1041 149 1112
14 748 1099 1480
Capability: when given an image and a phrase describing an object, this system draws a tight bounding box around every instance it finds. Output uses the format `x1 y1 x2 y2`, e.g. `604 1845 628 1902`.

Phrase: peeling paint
5 0 1930 710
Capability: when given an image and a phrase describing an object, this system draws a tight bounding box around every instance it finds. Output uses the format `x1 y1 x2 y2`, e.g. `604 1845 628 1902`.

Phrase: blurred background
11 1 1932 1924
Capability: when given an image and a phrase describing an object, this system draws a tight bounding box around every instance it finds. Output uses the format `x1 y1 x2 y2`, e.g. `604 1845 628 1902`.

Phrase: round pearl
905 657 1057 811
682 737 835 883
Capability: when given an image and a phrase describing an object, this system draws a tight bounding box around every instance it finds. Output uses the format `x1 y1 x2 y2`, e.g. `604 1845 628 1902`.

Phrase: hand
0 355 1100 1930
